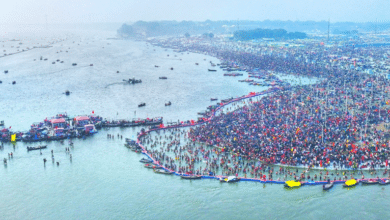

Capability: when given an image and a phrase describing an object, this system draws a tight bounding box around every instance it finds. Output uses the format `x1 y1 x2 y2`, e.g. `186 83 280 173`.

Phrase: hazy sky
1 0 389 24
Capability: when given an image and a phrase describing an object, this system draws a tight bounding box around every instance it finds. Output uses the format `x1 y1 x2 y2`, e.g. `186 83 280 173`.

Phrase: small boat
65 90 70 95
144 163 163 169
208 69 217 72
165 101 171 106
220 176 240 183
52 62 55 64
139 158 154 163
12 81 16 85
378 179 390 185
343 179 358 187
90 64 93 66
154 169 174 175
284 180 301 188
210 98 218 101
159 76 167 79
4 70 8 73
138 103 146 107
323 182 334 190
361 179 379 185
72 63 77 66
170 67 174 70
27 145 47 151
181 175 202 180
195 63 199 65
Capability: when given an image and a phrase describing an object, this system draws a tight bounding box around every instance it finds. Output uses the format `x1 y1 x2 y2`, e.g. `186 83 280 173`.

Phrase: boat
12 81 16 85
323 181 334 190
4 70 8 73
144 117 163 125
72 63 77 66
284 180 301 188
144 163 163 169
165 101 171 106
219 176 240 183
170 67 174 70
159 76 167 79
138 103 146 107
139 158 154 163
361 179 379 185
181 175 202 180
65 90 70 95
124 78 142 84
343 179 358 187
379 179 390 185
208 69 217 72
154 169 174 175
27 145 47 151
210 98 218 101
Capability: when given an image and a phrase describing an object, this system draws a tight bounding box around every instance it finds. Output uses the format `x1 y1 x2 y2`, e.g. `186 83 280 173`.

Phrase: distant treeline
117 20 390 38
233 28 306 41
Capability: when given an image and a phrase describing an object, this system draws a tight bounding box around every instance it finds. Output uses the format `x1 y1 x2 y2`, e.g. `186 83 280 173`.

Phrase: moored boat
323 181 334 190
378 179 390 185
154 169 174 175
361 179 379 185
140 158 154 163
138 103 146 107
219 176 240 183
181 175 202 180
144 163 163 169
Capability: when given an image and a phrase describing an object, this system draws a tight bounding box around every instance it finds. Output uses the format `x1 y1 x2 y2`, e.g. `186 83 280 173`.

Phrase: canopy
75 116 89 121
50 118 65 124
345 179 357 186
285 180 301 187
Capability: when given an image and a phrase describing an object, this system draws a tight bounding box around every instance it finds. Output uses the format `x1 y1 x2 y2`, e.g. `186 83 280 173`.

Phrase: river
0 24 387 220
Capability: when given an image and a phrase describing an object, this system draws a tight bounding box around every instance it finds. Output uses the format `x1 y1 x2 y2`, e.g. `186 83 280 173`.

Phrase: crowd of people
141 36 390 180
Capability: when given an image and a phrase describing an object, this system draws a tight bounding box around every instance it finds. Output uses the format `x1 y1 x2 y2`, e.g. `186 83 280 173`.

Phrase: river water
0 24 388 220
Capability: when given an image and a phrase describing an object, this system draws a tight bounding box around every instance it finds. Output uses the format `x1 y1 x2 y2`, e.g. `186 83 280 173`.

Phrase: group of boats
284 178 390 190
103 117 163 128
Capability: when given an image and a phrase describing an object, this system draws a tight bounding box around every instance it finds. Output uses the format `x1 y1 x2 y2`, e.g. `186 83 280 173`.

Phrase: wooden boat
361 179 379 185
165 101 171 106
159 76 167 79
154 169 174 175
378 179 390 185
343 179 358 187
140 158 154 163
181 175 202 180
323 182 334 190
144 164 163 169
27 145 47 151
210 98 218 101
208 69 217 72
138 103 146 107
219 176 240 183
